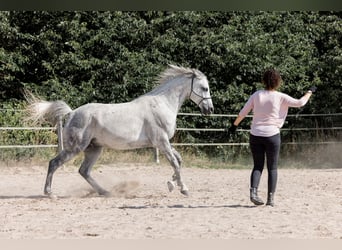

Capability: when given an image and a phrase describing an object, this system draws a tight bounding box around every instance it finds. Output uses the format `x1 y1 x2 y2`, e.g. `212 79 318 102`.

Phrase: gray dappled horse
26 65 214 198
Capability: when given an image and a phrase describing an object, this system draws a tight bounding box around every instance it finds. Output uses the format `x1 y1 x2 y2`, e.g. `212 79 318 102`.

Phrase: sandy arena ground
0 163 342 239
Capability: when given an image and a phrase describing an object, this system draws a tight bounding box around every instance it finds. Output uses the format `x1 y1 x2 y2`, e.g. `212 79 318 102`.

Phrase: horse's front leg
170 147 188 192
160 145 189 196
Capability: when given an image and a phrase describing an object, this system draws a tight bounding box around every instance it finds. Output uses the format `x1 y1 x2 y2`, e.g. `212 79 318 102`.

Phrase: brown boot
250 188 264 205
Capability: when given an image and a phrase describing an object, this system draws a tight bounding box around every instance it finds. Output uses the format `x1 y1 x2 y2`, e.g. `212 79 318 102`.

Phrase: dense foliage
1 11 341 166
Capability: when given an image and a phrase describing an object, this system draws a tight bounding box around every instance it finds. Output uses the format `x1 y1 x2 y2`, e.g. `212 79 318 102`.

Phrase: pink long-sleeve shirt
239 90 310 137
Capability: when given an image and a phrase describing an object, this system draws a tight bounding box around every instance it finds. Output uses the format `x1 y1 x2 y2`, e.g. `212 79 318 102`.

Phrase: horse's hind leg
45 149 78 196
78 145 109 196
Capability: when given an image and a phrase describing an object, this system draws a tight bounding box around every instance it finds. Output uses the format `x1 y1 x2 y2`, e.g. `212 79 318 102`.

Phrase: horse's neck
153 77 190 113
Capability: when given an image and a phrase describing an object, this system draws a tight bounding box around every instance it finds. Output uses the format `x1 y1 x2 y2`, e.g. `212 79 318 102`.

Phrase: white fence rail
1 113 341 164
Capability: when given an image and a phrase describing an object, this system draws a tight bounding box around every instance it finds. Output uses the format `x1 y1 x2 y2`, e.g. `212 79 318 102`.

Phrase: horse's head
189 73 214 115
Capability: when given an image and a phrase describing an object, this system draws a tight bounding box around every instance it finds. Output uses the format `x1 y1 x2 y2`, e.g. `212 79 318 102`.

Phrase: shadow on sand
117 204 256 209
0 194 257 209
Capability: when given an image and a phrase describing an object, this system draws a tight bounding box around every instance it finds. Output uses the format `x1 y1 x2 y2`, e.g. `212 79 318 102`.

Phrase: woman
228 69 316 206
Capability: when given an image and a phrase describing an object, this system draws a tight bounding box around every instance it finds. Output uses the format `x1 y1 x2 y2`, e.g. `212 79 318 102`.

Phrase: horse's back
64 101 153 149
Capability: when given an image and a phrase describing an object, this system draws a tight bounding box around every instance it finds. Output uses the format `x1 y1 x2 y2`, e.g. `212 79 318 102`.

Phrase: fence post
57 116 63 152
154 148 160 164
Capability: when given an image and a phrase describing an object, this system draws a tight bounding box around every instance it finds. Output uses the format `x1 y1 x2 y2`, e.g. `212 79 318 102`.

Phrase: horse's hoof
99 190 111 197
167 181 175 192
44 190 57 200
48 193 58 200
181 190 189 197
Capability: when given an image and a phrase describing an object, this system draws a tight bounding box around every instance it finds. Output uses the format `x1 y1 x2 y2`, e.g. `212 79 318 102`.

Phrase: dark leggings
250 133 281 194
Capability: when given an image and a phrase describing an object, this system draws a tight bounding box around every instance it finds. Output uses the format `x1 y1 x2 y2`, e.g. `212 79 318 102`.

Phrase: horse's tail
24 92 72 127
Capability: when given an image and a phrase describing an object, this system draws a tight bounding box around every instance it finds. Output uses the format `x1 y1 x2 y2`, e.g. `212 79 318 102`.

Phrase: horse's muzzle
200 104 214 116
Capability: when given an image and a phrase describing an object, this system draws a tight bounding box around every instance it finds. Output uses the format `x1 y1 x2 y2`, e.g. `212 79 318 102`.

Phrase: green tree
0 11 341 162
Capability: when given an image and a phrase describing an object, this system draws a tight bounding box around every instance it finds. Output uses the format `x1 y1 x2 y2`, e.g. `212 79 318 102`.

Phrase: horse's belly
104 141 151 150
93 132 151 150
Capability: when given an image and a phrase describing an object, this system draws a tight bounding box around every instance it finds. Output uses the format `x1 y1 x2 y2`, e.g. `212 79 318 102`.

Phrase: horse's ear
193 68 205 79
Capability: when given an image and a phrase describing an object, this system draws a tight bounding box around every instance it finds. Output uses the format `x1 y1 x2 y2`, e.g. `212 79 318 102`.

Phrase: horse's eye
202 87 208 92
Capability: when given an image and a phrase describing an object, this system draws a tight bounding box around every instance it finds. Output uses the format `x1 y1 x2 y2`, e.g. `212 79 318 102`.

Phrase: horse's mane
157 64 204 85
143 65 204 97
